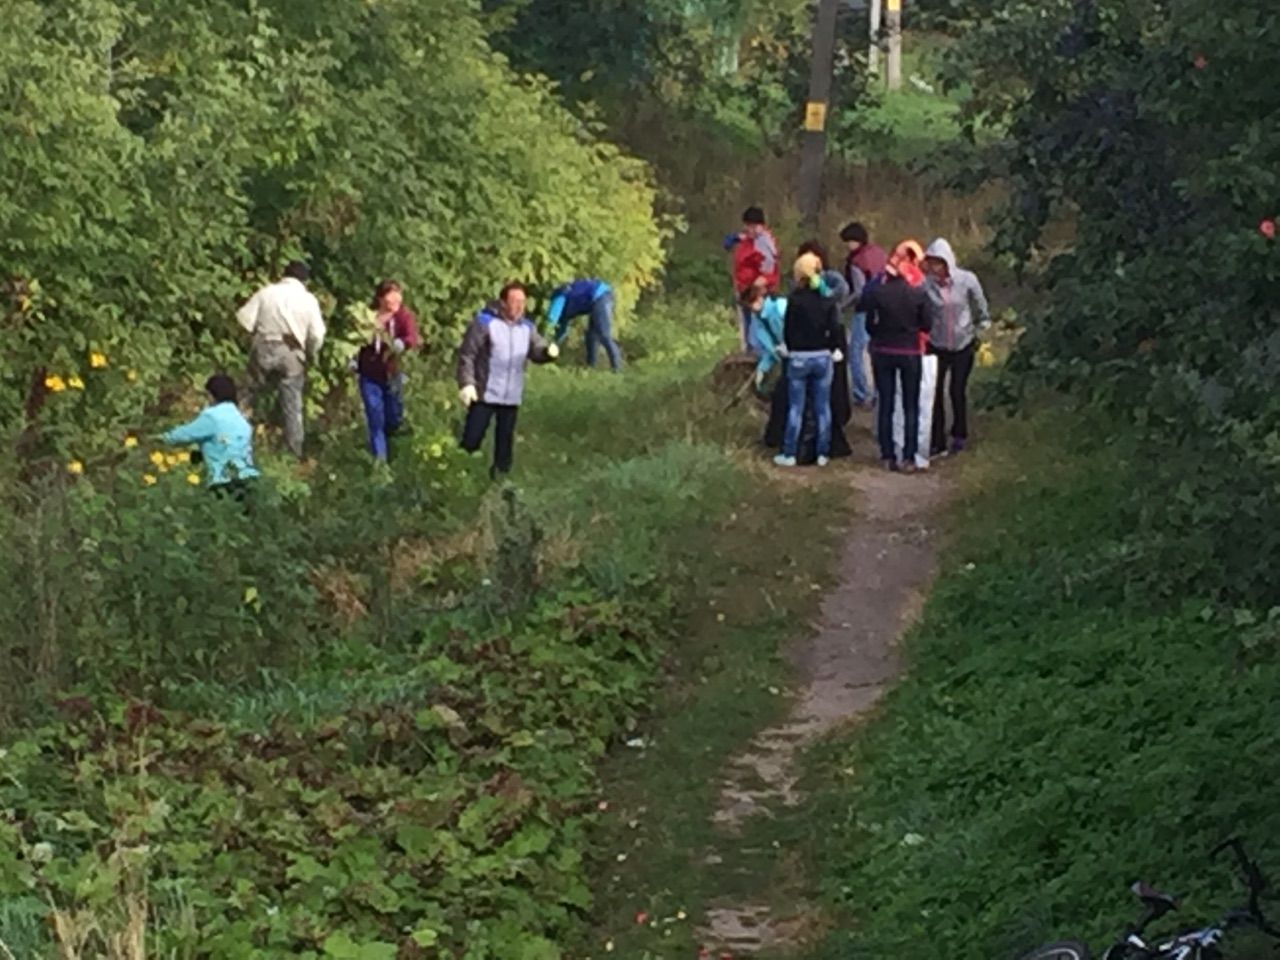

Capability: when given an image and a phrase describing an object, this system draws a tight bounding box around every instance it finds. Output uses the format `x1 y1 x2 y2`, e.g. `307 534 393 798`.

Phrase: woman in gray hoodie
456 282 559 478
923 238 991 456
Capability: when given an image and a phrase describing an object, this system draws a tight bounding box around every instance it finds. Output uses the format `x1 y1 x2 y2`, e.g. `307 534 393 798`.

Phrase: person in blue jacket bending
546 278 622 371
162 374 261 500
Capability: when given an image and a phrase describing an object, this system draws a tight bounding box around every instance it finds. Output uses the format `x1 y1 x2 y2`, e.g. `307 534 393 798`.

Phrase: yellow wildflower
89 352 108 369
186 473 201 486
142 474 157 487
123 436 138 449
165 453 181 468
148 450 166 467
174 450 190 463
44 375 66 393
66 460 84 476
67 375 85 390
126 369 139 383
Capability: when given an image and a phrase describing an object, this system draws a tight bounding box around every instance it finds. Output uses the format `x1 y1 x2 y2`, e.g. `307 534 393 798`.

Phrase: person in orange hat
884 240 939 470
859 241 931 472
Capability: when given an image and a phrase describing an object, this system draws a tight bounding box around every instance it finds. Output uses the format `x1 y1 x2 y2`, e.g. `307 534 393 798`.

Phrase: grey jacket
456 305 553 407
923 238 991 351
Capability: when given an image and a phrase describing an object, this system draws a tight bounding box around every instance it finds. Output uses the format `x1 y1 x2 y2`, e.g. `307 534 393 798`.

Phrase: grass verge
803 408 1280 960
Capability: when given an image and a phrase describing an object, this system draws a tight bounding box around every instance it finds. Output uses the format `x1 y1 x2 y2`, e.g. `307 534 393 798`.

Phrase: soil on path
701 464 950 956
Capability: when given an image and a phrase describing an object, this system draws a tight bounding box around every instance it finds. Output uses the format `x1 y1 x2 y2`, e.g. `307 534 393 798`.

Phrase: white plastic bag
892 354 938 468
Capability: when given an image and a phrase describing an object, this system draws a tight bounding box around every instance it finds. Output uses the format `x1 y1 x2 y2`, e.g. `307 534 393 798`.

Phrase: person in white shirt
236 260 326 457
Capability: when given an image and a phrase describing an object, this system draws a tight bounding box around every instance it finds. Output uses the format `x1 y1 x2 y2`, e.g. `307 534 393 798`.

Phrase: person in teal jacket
546 278 622 371
743 282 788 387
162 374 261 496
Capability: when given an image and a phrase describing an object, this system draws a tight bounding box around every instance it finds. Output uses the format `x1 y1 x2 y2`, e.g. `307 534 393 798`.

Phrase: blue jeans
586 293 623 371
359 375 404 461
739 303 754 351
783 353 833 459
848 312 872 404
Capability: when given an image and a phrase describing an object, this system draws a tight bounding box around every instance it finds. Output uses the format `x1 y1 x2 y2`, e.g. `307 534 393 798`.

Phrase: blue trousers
848 312 873 404
359 375 404 461
586 293 623 371
783 353 834 459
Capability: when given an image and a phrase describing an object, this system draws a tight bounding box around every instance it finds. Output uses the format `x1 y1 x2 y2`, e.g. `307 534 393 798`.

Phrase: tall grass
807 409 1280 960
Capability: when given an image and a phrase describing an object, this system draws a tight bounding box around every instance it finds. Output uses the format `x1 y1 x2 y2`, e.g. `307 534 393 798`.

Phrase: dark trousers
210 478 254 515
461 402 519 476
931 342 975 451
872 352 922 463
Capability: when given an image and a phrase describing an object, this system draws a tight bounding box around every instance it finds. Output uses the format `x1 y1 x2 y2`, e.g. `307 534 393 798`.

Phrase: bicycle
1020 839 1280 960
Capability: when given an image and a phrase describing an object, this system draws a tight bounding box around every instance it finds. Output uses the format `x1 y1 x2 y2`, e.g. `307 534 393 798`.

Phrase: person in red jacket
356 279 421 461
724 206 780 351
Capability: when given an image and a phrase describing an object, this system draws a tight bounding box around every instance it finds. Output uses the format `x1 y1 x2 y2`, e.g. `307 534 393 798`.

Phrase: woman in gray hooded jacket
923 238 991 456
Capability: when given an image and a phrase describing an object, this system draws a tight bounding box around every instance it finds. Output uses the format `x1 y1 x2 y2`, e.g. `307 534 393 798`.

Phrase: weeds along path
587 431 954 959
700 465 950 956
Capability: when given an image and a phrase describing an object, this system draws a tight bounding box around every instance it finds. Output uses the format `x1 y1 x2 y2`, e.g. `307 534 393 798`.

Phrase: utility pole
798 0 840 236
868 0 882 78
886 0 902 91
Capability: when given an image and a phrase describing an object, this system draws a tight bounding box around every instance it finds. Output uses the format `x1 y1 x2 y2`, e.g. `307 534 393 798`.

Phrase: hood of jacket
922 237 991 351
924 238 959 277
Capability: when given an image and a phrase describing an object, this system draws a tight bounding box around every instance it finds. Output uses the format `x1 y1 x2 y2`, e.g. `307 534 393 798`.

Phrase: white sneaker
773 455 797 468
816 456 830 467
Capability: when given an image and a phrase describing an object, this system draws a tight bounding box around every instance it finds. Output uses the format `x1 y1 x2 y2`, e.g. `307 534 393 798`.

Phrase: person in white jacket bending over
236 260 327 458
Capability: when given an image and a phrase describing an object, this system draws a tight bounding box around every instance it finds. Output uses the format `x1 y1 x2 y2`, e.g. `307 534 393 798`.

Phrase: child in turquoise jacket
162 375 260 493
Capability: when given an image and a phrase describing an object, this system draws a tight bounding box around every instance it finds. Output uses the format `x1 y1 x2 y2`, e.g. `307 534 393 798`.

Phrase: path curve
702 465 950 956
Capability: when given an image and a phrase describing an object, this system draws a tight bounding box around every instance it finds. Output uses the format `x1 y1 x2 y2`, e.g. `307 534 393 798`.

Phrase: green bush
1 0 665 476
0 590 671 959
928 0 1280 608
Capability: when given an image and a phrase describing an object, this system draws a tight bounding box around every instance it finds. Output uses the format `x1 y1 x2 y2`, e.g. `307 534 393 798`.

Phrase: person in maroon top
840 221 890 406
356 279 422 461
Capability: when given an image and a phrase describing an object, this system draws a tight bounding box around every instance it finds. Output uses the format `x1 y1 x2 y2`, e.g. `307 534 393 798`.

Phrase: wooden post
798 0 841 235
886 0 902 91
868 0 882 78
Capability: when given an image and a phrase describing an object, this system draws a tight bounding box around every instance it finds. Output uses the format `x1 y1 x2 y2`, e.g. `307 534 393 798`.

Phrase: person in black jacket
775 253 845 468
763 243 855 463
861 245 931 472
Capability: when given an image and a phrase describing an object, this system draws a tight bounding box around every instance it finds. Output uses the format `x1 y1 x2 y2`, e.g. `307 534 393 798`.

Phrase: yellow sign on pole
887 0 901 10
804 101 828 132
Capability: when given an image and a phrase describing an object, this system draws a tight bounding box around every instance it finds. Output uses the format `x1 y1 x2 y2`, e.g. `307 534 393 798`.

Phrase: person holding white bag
892 351 938 471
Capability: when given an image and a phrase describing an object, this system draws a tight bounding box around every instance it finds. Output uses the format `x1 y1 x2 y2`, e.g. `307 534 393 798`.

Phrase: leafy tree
484 0 878 159
938 0 1280 604
1 0 665 474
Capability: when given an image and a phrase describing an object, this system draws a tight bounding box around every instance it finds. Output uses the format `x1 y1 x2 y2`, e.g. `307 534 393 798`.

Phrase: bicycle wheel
1018 941 1092 960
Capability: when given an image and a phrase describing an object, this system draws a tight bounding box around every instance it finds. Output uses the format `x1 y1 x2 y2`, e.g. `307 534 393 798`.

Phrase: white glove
754 368 764 388
775 344 790 359
546 343 560 360
832 349 845 363
392 338 406 354
459 384 478 407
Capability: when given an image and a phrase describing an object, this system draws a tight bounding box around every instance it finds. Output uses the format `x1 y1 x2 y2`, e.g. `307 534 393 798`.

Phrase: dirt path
701 464 950 956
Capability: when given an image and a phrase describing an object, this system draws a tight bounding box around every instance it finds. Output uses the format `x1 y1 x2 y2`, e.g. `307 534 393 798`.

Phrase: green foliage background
1 0 666 470
934 0 1280 607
